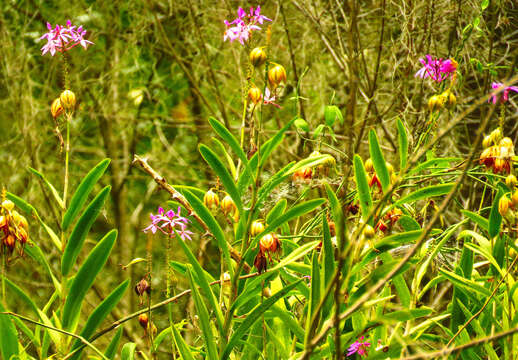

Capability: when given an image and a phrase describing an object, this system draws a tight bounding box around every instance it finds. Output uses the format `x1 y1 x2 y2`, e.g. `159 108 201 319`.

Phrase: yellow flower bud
248 86 262 105
203 189 219 211
60 89 76 110
364 158 374 172
386 162 394 174
506 174 517 188
251 220 265 237
1 200 14 211
490 128 502 143
498 195 512 216
482 135 492 149
512 190 518 207
363 224 375 239
428 95 445 112
268 64 287 89
500 137 513 148
250 47 267 67
51 98 64 118
221 194 236 215
309 150 321 158
442 90 456 108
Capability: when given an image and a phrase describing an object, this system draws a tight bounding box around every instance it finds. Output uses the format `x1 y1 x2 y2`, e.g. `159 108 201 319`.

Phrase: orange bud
268 64 287 89
203 189 219 210
51 98 64 118
249 47 267 67
248 86 262 105
60 89 76 110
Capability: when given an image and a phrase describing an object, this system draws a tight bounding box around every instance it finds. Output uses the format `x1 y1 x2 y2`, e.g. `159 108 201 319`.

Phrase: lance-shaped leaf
368 130 390 192
62 230 117 331
393 183 454 208
183 190 232 276
62 158 111 230
199 144 242 212
0 303 19 360
69 280 130 360
221 280 302 359
187 268 219 360
62 186 111 276
29 167 64 209
354 155 373 225
120 343 136 360
489 186 504 238
104 327 123 359
171 323 196 360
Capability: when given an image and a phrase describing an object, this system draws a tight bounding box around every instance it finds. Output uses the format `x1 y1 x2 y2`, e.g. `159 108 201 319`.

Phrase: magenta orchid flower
143 206 194 241
223 6 271 45
263 87 281 108
39 20 93 56
489 82 518 104
415 55 457 82
346 336 371 357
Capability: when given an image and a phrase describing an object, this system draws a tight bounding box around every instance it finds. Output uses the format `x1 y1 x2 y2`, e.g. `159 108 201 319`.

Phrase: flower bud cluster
1 198 29 256
364 158 397 193
254 231 281 273
292 151 336 183
204 189 239 222
428 89 456 112
498 175 518 220
51 89 77 119
479 128 514 174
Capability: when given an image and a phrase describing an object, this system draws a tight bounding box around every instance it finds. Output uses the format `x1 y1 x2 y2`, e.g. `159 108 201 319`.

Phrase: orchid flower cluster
224 6 271 44
415 55 457 83
39 20 93 56
143 206 193 241
346 336 371 357
489 82 518 104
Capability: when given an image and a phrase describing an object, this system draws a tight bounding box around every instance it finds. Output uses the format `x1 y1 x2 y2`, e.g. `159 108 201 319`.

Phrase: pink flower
223 6 270 45
143 206 194 241
39 20 93 56
415 55 457 82
263 87 281 108
489 82 518 104
346 336 371 357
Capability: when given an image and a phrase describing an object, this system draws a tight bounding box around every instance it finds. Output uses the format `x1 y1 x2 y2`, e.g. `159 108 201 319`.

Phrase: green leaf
208 117 253 183
354 155 373 225
0 303 19 360
3 277 40 318
183 190 232 277
104 327 123 359
269 241 320 272
62 229 117 331
212 138 237 180
25 240 61 293
120 343 136 360
368 130 390 192
171 323 195 360
187 268 219 360
304 251 321 346
380 307 432 322
481 0 489 10
29 167 64 209
398 215 421 231
397 119 408 170
61 186 111 276
394 183 454 207
178 238 224 336
489 186 504 238
257 117 296 169
221 280 302 360
199 144 242 212
439 268 491 297
461 210 489 231
62 158 111 231
69 280 130 360
325 183 345 247
408 158 460 175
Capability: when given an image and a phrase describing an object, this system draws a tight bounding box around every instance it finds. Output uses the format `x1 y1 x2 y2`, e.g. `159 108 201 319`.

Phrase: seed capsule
203 189 220 211
268 64 287 89
249 47 267 67
135 278 151 296
60 89 76 110
51 98 64 118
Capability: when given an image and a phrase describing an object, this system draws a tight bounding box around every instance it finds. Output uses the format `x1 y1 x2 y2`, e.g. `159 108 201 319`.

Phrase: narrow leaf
354 155 373 225
368 130 390 192
394 183 454 207
120 343 136 360
62 229 117 330
62 185 111 275
397 118 408 170
104 327 123 359
29 167 64 209
0 303 19 360
62 158 111 230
